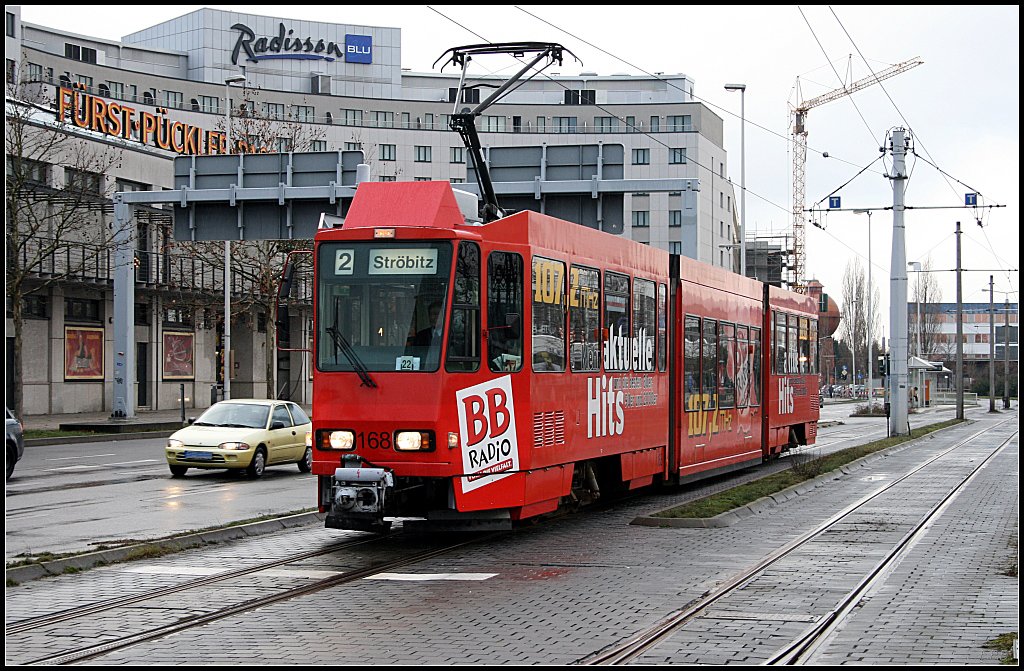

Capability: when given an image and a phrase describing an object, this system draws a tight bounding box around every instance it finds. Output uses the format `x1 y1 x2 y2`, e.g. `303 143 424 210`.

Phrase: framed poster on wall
162 331 195 380
64 326 105 380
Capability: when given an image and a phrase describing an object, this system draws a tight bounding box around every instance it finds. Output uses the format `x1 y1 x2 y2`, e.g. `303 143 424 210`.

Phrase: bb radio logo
456 376 519 493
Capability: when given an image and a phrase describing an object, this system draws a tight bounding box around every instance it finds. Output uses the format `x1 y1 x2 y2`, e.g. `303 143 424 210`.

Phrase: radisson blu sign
231 22 372 65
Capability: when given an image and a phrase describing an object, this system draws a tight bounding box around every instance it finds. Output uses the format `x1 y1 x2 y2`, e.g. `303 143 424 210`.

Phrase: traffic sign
829 196 841 209
965 193 977 206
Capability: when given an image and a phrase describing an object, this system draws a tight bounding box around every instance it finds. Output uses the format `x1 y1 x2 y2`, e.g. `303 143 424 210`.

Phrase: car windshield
193 403 269 429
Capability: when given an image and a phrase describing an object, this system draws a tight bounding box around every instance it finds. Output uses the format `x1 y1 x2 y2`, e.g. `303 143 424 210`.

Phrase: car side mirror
271 420 286 430
188 417 197 424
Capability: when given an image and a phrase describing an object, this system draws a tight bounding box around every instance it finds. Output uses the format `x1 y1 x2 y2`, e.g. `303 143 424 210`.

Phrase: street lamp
853 209 874 404
223 74 246 401
849 298 857 395
724 83 746 277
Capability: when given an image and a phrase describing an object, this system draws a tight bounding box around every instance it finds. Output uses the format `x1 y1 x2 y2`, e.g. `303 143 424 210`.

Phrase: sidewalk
21 403 313 444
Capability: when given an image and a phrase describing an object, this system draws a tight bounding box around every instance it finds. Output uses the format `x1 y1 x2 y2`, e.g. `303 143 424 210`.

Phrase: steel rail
580 416 1015 665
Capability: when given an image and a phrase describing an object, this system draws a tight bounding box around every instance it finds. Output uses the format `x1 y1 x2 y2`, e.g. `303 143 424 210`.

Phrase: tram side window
604 271 631 372
702 318 717 410
569 265 600 372
446 241 480 372
532 256 566 372
750 327 761 406
487 251 523 373
775 311 788 374
798 317 810 374
736 325 749 408
657 284 667 372
632 278 656 372
718 322 735 408
788 314 800 375
809 319 818 374
683 315 700 410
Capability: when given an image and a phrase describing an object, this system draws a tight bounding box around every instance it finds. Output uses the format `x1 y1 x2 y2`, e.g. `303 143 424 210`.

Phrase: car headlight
395 431 432 451
218 441 251 451
324 430 354 450
168 438 184 449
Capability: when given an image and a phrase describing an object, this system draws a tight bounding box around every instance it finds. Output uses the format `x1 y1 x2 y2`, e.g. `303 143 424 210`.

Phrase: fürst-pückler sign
230 22 373 65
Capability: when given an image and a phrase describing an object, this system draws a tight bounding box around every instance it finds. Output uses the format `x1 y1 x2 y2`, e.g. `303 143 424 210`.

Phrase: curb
5 510 324 585
25 430 179 447
630 419 964 529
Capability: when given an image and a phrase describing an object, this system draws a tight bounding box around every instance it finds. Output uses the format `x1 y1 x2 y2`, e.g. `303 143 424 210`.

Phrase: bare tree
909 256 944 359
177 88 325 398
5 79 125 418
838 259 881 382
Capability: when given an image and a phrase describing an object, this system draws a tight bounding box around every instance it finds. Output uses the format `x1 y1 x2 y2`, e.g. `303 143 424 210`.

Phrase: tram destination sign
368 249 439 275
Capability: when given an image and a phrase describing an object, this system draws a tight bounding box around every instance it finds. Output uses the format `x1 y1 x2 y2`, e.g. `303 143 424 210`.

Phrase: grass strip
653 418 963 519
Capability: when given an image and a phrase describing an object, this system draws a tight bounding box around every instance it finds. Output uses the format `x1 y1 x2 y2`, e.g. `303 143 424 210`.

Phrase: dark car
6 406 25 481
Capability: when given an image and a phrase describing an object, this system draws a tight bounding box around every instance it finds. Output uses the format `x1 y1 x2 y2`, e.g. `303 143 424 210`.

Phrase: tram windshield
317 241 453 373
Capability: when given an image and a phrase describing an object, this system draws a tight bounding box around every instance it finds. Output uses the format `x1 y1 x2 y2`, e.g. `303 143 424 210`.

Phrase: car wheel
169 464 188 477
298 446 312 473
6 443 17 481
246 447 267 478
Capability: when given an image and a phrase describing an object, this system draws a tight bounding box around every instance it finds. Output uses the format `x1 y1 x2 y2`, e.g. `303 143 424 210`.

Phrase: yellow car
166 399 312 478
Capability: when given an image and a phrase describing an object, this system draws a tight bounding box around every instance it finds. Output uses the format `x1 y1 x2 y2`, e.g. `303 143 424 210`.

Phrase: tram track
580 415 1017 665
20 530 506 665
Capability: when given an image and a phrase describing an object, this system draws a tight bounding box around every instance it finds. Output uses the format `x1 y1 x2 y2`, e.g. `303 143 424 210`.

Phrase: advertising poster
162 331 195 380
64 326 104 380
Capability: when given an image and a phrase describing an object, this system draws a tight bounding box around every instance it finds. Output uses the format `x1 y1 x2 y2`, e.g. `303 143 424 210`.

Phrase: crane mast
790 56 922 292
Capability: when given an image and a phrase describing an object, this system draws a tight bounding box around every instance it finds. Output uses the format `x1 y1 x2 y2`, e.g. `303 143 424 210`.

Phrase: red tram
302 181 818 532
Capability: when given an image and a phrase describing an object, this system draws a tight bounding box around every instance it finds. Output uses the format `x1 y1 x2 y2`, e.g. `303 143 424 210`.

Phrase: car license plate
182 450 213 461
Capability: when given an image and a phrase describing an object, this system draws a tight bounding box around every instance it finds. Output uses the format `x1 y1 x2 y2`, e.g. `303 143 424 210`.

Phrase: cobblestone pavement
4 409 1017 666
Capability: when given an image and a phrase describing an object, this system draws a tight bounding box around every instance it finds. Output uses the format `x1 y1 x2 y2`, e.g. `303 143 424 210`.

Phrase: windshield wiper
192 421 213 426
325 325 378 389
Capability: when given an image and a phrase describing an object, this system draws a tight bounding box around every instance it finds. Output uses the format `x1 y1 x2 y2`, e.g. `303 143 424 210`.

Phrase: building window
727 195 731 212
293 105 315 122
325 112 333 125
310 139 327 152
164 307 192 327
414 177 431 181
277 137 292 153
8 157 50 186
552 116 577 133
134 303 151 326
720 192 724 208
482 115 507 132
162 90 183 109
423 113 434 129
25 62 43 83
536 116 546 132
64 43 97 64
379 144 396 161
263 102 284 120
6 11 15 38
104 81 122 100
76 74 93 89
373 111 393 128
632 211 650 228
65 168 103 194
414 145 432 163
669 148 686 164
379 175 396 182
595 116 618 133
448 87 481 104
450 177 466 184
650 116 660 132
344 142 362 151
564 89 595 105
6 59 15 83
667 115 692 132
195 95 219 114
669 210 683 227
341 109 362 126
625 116 636 133
450 146 465 164
65 298 102 323
669 242 682 255
23 295 48 319
401 112 411 129
632 148 650 165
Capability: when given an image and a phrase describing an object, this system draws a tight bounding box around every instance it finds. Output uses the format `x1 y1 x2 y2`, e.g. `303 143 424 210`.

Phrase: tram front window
317 241 453 372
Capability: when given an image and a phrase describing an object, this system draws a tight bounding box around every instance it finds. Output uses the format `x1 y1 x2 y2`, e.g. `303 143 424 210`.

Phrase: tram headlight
326 430 355 450
395 431 432 451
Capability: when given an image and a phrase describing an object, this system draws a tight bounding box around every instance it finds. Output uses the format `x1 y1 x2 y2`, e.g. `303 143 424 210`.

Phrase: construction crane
790 56 923 292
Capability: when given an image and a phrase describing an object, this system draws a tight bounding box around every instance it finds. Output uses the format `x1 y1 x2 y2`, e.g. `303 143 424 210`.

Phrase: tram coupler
325 456 394 532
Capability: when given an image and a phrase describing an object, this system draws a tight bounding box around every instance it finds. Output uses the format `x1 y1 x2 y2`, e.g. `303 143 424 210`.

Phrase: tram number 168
354 431 392 450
